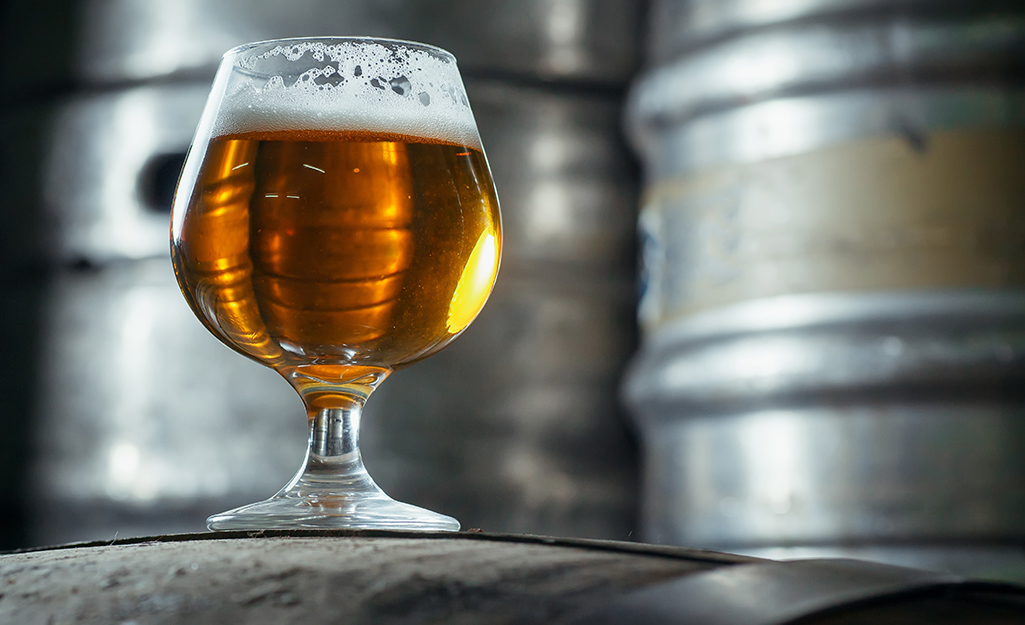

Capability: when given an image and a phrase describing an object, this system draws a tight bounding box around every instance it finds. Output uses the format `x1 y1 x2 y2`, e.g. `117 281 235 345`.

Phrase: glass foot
207 491 461 531
208 446 459 531
209 389 459 532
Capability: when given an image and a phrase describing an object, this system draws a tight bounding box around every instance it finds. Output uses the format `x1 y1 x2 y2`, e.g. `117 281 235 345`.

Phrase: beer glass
171 38 500 530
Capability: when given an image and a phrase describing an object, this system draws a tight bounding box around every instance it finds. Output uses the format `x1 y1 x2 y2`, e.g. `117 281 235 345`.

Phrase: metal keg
645 0 974 63
0 0 640 94
22 81 640 544
7 83 300 545
8 1 644 545
409 0 642 84
364 80 639 539
624 0 1025 579
468 80 638 273
366 273 638 538
30 259 304 545
2 531 1024 624
41 83 207 264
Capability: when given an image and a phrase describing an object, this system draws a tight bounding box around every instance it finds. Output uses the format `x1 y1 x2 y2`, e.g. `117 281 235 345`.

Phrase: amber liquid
172 130 501 371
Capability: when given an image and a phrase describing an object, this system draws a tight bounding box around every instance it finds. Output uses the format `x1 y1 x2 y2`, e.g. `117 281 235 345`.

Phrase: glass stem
207 364 460 529
278 365 390 497
311 404 361 460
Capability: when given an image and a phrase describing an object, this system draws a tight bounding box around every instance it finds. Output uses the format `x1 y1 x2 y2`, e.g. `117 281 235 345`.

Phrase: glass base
208 386 459 532
208 449 460 532
207 492 461 531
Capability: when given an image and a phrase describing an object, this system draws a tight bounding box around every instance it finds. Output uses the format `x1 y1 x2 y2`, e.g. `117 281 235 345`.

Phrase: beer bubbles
212 40 480 148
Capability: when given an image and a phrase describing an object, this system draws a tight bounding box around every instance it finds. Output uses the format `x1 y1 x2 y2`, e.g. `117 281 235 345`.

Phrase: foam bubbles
213 40 481 148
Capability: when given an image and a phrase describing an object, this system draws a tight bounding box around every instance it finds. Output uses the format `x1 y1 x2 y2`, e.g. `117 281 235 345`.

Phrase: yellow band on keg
639 128 1025 331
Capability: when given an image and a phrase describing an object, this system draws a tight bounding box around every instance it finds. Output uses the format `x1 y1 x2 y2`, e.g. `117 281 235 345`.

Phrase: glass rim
223 36 457 64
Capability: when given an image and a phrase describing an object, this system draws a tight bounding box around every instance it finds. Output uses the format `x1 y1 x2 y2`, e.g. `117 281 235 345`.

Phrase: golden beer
172 129 501 371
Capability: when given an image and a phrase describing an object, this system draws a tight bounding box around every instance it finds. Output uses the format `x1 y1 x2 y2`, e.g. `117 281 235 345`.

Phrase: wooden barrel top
0 529 757 624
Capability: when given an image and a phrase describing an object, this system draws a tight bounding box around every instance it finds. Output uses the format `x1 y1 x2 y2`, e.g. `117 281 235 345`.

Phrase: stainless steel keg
14 1 644 544
364 80 639 539
366 272 638 538
624 0 1025 579
30 259 305 544
42 83 207 263
1 0 641 93
6 83 299 546
646 0 962 63
467 80 639 274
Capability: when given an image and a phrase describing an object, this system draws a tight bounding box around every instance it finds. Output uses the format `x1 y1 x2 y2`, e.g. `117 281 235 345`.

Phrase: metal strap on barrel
572 558 998 625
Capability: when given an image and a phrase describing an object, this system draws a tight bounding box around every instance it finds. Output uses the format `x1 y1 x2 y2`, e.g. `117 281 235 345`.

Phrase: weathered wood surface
0 530 756 624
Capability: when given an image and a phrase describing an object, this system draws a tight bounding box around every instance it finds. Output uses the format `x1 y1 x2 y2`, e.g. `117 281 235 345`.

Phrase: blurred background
0 0 644 547
1 0 1024 585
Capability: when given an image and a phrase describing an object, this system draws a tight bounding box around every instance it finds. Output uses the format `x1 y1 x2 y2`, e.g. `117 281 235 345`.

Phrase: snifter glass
171 37 500 531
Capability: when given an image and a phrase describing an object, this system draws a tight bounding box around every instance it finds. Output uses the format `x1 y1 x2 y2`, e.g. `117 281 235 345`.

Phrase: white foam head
211 38 481 149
